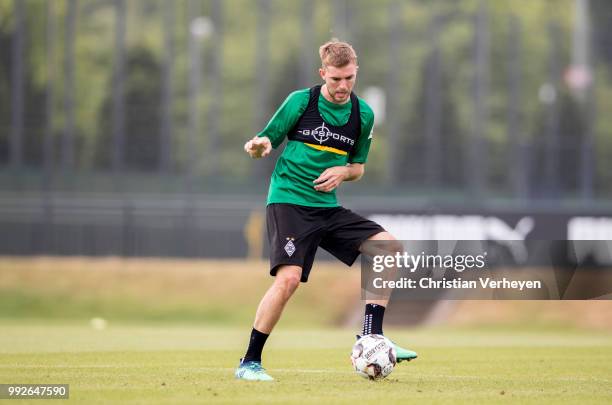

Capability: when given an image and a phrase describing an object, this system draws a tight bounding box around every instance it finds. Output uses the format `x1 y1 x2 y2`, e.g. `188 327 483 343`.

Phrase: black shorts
266 203 385 282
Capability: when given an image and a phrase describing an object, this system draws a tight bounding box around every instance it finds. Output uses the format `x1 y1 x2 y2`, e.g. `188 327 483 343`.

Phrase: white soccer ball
350 334 396 380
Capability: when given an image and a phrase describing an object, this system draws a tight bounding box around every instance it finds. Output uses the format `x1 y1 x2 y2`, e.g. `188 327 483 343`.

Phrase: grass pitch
1 320 611 404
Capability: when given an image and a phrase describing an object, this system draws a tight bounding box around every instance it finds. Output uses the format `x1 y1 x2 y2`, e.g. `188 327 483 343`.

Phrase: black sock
243 328 269 363
362 303 385 335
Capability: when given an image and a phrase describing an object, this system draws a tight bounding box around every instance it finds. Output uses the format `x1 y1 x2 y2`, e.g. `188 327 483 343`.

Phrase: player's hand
244 136 272 158
313 166 349 192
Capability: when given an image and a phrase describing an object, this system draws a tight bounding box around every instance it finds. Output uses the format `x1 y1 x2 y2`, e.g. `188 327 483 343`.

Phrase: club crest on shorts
284 237 296 257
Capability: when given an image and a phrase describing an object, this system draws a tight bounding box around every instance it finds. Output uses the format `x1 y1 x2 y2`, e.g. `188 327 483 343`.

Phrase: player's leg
254 265 302 333
318 209 418 363
360 231 400 334
235 265 302 381
359 231 418 362
236 203 324 380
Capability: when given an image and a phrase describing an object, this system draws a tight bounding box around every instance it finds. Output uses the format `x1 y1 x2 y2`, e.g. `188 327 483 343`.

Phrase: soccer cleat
356 335 418 363
392 342 418 363
234 358 274 381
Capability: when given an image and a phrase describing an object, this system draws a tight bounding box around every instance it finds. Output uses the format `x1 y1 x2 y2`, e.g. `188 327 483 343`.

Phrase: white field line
2 365 609 384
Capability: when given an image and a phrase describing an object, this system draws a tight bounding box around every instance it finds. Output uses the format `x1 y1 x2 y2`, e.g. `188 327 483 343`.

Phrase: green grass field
1 258 611 403
1 320 611 404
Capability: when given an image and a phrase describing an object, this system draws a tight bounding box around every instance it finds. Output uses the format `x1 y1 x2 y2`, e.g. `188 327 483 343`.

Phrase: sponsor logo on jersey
297 122 355 146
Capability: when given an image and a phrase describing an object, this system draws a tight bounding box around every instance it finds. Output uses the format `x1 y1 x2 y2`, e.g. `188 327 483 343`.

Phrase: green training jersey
257 87 375 207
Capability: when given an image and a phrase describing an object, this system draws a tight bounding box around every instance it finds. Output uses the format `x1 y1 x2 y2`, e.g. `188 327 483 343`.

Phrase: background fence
1 0 612 257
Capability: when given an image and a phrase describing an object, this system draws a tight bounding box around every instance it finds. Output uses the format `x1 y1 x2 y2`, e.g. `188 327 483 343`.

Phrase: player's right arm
244 136 272 158
243 89 310 159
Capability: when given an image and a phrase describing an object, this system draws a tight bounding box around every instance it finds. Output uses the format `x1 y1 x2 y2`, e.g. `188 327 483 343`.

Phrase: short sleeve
257 89 310 149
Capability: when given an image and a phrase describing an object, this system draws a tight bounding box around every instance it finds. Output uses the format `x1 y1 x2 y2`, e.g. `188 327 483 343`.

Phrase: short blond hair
319 39 357 68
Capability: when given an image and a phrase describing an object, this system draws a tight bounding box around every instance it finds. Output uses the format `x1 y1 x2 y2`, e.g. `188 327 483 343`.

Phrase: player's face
319 63 358 104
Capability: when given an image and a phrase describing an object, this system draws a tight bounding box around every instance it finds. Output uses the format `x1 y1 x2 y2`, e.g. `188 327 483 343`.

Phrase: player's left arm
314 103 374 192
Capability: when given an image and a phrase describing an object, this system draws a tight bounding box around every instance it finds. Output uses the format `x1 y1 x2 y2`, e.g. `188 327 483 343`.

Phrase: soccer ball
350 334 396 380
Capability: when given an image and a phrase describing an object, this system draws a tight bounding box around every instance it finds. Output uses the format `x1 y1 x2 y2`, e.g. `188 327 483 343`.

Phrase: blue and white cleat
234 358 274 381
356 335 418 363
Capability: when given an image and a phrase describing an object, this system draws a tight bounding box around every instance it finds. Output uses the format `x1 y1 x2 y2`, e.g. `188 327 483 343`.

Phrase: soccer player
235 40 417 381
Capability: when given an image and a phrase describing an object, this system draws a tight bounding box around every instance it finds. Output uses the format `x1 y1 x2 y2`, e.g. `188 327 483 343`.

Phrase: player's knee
386 240 403 254
373 234 403 254
275 268 301 296
277 276 300 298
286 275 301 291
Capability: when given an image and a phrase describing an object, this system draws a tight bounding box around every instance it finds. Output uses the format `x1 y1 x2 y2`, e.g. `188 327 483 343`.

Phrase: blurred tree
531 90 585 196
0 2 47 168
0 19 13 164
401 49 462 189
591 0 612 73
0 0 611 199
96 47 162 170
